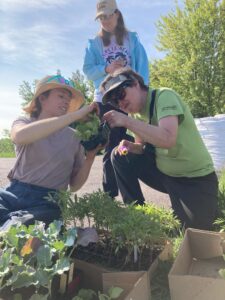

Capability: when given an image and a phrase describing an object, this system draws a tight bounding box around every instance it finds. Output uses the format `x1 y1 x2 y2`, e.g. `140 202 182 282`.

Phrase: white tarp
195 114 225 172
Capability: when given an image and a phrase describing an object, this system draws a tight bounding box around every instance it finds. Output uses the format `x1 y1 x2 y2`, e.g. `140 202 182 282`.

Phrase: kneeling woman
0 74 101 229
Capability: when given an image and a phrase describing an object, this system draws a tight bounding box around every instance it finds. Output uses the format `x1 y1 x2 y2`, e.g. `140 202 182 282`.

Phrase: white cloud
119 0 174 9
0 88 22 131
0 0 73 11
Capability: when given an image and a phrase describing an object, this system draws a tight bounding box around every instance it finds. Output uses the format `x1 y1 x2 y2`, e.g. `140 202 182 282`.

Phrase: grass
151 260 173 300
0 152 15 158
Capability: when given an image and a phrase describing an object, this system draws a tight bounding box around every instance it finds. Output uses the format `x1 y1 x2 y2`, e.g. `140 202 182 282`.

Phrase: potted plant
0 220 77 300
56 190 179 299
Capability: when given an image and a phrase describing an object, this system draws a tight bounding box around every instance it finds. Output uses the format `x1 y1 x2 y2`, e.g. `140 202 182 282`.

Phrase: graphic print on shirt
103 37 131 67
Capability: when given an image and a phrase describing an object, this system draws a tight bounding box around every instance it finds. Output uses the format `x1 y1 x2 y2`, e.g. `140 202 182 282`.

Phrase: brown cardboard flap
74 243 171 300
188 228 224 258
169 275 225 300
169 229 225 300
74 259 107 291
125 272 150 300
189 256 225 278
103 271 148 300
169 230 192 275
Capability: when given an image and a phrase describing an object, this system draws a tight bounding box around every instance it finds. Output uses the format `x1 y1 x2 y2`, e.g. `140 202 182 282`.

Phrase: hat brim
23 82 84 114
95 8 115 20
102 76 129 105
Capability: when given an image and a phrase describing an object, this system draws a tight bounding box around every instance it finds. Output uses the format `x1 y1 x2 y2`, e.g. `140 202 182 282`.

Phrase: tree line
1 0 224 155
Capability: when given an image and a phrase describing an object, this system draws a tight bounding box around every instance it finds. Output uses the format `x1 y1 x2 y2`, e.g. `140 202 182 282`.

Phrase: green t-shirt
133 88 214 177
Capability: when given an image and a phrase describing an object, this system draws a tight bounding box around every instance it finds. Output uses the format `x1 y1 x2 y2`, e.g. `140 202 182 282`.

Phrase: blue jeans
0 180 61 227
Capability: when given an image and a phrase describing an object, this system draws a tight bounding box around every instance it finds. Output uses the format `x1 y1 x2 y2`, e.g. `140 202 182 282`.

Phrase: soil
72 236 164 272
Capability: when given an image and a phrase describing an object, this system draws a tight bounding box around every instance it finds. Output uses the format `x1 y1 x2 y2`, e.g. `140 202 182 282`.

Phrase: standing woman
83 0 149 198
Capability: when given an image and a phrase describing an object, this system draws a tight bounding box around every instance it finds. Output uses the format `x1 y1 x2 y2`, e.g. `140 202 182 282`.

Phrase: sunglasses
107 81 133 107
98 11 116 21
46 75 75 88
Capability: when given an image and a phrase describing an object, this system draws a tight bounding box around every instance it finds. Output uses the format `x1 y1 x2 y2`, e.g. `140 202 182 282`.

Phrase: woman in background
83 0 149 198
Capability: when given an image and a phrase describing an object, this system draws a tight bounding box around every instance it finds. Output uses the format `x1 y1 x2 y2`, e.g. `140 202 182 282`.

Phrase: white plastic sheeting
195 114 225 172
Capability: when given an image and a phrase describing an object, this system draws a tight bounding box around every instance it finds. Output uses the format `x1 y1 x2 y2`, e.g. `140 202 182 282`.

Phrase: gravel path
0 157 170 208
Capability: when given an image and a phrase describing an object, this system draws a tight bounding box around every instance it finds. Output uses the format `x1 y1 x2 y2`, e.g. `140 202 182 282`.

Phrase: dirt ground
0 157 170 208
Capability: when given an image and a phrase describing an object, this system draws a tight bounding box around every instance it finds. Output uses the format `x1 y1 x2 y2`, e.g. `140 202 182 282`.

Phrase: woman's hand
103 110 128 128
85 143 105 160
105 60 124 74
116 140 143 155
78 102 100 121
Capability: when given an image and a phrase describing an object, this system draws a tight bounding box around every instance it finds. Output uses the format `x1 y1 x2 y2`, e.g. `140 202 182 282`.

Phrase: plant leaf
53 257 70 275
108 287 123 299
65 227 77 247
36 245 52 267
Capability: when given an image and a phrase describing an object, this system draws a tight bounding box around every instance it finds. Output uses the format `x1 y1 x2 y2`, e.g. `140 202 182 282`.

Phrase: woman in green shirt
101 67 218 230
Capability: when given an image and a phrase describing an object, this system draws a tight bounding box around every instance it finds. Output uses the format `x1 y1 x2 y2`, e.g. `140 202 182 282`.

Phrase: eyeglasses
98 12 115 21
107 81 133 107
45 75 75 88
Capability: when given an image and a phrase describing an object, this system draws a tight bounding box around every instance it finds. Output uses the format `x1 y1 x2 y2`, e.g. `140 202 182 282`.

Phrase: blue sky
0 0 180 133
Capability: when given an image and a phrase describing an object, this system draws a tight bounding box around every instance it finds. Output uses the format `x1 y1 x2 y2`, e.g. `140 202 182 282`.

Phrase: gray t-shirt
11 117 85 190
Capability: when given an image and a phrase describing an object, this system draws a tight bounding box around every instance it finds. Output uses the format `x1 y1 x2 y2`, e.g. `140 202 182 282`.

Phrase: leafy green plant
75 113 100 141
110 204 180 268
213 169 225 230
0 220 77 299
218 169 225 217
72 287 123 300
56 190 122 231
56 190 180 270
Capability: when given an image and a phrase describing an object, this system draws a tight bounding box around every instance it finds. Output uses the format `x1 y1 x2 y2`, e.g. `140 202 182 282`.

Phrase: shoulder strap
149 89 156 124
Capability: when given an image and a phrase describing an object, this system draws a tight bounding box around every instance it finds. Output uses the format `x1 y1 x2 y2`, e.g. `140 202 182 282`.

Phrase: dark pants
98 102 134 198
111 149 218 230
0 180 61 229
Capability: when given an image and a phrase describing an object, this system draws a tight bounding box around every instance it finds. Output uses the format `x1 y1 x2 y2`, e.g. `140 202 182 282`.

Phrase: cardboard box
74 243 172 300
169 228 225 300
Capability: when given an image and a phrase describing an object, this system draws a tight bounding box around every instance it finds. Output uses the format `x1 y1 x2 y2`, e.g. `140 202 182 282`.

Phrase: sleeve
11 117 31 153
12 116 31 127
133 33 149 85
156 90 184 121
71 143 86 179
82 39 107 82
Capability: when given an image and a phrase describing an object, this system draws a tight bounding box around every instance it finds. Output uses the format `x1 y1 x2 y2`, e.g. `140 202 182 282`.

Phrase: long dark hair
30 90 50 118
98 9 128 46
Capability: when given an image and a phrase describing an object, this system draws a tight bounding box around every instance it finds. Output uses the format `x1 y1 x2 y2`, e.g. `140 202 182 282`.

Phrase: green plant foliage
56 190 180 268
151 0 225 117
218 169 225 217
71 70 94 105
151 260 172 300
75 113 100 141
214 169 225 230
0 137 15 157
171 231 184 259
19 80 35 108
0 220 77 299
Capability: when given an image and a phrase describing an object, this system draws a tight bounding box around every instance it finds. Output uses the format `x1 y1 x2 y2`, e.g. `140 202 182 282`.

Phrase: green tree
151 0 225 117
19 80 35 108
71 70 94 104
